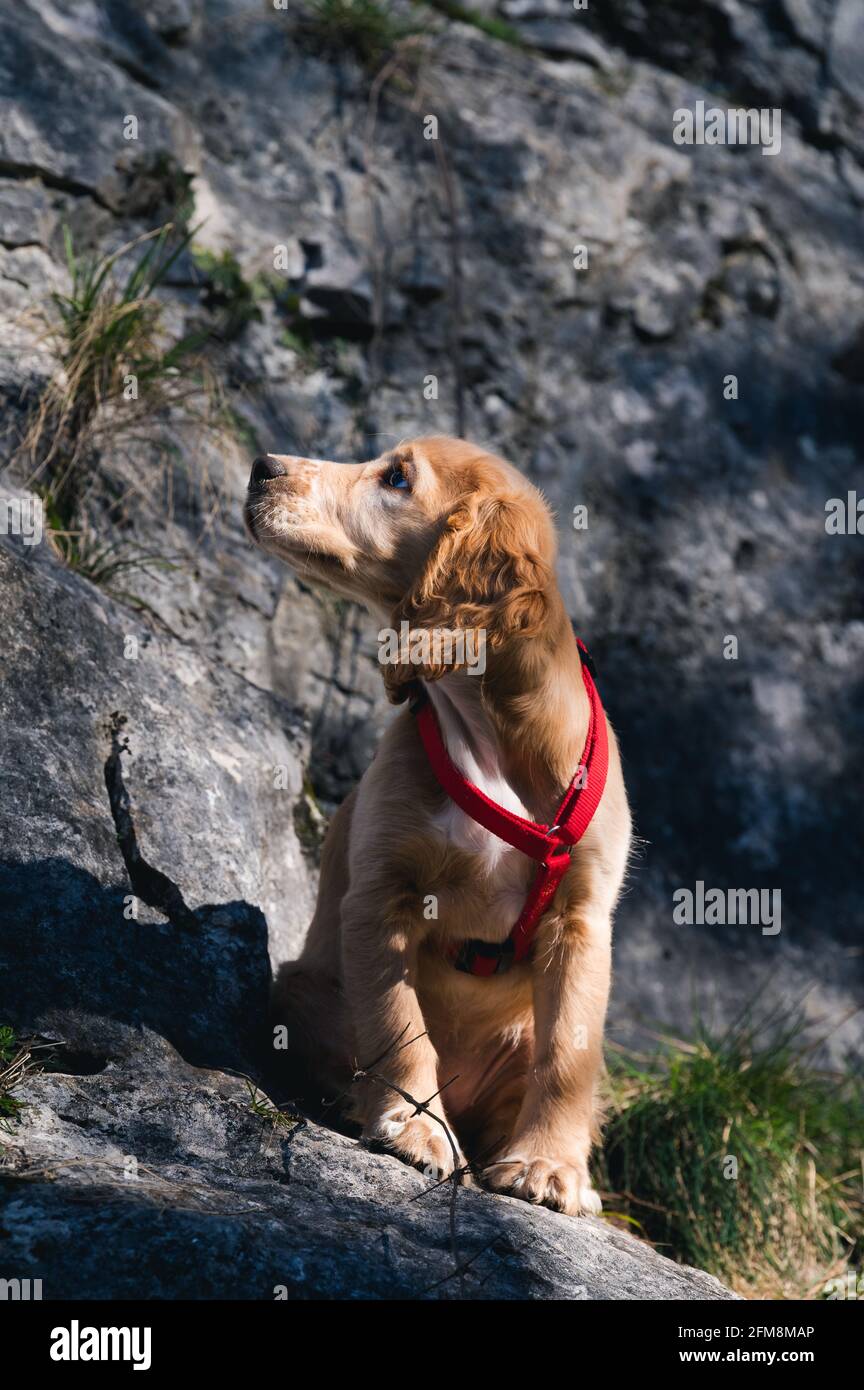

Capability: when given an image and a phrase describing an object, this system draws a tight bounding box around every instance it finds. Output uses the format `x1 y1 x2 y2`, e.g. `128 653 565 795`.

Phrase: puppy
245 436 631 1215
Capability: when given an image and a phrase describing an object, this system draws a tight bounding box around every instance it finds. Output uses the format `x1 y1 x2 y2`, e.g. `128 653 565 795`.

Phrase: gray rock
146 0 200 46
0 7 198 211
502 10 618 70
0 510 316 982
298 234 375 338
0 177 56 248
830 0 864 104
780 0 830 53
0 1022 738 1300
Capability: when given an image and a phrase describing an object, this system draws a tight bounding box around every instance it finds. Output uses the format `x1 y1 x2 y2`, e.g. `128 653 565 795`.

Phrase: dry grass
0 1028 51 1137
598 1013 863 1300
16 223 236 572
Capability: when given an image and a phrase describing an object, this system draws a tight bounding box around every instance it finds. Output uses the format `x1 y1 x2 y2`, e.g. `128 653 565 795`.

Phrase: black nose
250 455 288 486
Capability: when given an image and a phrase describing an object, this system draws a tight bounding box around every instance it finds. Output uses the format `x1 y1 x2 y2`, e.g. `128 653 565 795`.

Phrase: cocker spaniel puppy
245 436 631 1215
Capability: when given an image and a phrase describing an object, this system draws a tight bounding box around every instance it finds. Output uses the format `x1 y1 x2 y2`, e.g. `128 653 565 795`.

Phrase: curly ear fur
383 487 553 704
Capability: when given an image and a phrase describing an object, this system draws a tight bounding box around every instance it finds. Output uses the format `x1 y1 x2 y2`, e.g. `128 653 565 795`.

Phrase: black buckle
578 642 598 680
452 936 516 976
407 682 428 716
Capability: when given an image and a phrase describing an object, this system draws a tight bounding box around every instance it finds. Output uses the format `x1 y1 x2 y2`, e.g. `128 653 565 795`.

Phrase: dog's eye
382 463 410 491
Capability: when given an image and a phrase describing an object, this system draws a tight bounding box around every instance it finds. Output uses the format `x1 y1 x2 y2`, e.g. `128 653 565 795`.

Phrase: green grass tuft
0 1028 45 1136
300 0 522 68
245 1081 306 1136
598 1016 863 1299
189 245 275 341
421 0 523 47
301 0 427 68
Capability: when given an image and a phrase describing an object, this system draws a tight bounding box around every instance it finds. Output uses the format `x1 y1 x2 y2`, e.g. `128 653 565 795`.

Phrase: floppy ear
383 491 552 704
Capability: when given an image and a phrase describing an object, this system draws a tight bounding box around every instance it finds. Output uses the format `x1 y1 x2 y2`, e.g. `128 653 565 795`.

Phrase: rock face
1 1022 736 1301
0 0 860 1299
0 514 316 982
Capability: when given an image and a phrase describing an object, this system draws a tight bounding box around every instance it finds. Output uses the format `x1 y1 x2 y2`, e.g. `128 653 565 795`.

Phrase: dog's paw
364 1104 465 1181
482 1155 601 1216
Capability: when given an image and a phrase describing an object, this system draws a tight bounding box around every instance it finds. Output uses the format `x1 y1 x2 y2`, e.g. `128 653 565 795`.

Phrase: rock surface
0 514 316 981
0 0 861 1299
1 1019 736 1301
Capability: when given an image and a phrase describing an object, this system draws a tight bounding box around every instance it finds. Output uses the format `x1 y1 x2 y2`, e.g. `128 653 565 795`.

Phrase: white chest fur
426 683 533 921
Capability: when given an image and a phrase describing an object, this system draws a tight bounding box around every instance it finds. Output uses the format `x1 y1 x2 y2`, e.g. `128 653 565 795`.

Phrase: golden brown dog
245 436 631 1215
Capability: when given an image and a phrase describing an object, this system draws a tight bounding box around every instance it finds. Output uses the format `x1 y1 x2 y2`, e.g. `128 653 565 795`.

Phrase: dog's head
244 435 558 697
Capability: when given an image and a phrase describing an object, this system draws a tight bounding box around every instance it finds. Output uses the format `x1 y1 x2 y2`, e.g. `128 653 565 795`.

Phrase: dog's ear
383 490 552 703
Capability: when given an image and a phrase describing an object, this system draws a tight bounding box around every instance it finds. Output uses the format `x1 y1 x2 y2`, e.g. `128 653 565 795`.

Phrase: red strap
556 641 609 849
412 641 609 971
414 705 555 861
508 847 572 963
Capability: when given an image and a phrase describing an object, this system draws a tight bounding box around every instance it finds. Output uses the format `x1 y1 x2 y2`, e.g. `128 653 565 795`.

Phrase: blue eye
383 464 410 490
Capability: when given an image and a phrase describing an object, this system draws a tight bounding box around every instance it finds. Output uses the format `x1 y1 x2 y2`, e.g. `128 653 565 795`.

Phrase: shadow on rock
0 856 272 1076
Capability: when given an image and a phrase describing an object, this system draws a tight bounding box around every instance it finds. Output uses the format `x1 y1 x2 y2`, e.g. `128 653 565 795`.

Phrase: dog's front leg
483 912 610 1215
341 901 464 1181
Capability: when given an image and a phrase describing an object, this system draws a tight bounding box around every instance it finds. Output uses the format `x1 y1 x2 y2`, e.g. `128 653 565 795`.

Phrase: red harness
410 641 609 976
